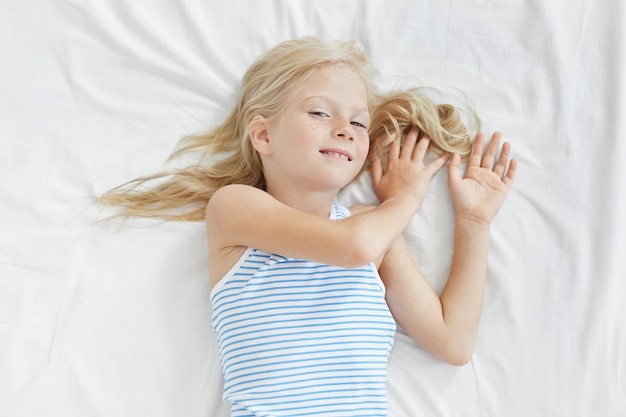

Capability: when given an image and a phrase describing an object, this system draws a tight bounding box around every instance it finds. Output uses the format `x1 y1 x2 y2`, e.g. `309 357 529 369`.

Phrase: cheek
359 134 370 153
308 119 327 133
354 135 370 165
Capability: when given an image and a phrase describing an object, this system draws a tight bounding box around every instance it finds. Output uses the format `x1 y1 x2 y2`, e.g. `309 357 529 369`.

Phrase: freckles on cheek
308 120 324 131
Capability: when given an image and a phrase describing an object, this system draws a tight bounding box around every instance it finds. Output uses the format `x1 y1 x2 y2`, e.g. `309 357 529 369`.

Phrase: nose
332 118 354 141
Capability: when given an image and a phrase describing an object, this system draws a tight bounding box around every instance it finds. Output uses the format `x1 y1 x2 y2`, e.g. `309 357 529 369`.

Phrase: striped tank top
210 201 396 416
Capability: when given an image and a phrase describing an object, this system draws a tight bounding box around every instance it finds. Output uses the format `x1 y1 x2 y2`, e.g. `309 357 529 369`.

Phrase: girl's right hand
371 127 450 210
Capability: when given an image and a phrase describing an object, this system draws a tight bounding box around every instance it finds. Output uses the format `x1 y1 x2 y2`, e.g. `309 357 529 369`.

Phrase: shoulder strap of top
330 200 351 220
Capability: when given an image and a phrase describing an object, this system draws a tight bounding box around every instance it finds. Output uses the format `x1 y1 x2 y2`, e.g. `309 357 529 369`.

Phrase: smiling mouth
320 150 352 161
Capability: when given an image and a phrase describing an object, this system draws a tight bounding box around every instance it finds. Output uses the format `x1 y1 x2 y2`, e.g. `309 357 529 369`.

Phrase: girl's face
262 66 370 195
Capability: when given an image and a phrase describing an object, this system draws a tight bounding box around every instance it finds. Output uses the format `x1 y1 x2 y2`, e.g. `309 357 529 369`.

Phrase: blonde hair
366 89 477 171
98 37 477 222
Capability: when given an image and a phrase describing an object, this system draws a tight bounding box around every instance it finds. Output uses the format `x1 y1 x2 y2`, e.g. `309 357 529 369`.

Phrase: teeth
323 151 349 160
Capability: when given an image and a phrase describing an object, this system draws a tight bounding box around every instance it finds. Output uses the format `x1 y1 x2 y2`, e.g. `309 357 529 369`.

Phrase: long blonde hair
98 37 476 221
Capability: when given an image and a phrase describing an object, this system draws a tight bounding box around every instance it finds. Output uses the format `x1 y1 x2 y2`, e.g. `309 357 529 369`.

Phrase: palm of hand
448 132 517 226
372 127 451 209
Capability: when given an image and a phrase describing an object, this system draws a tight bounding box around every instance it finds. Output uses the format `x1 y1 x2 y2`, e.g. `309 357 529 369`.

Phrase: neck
265 184 338 218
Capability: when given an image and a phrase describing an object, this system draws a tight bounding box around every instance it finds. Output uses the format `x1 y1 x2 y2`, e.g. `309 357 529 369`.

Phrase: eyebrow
302 95 369 114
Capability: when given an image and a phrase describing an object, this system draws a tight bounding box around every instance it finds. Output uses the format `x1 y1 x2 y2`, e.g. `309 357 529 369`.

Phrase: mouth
320 149 353 162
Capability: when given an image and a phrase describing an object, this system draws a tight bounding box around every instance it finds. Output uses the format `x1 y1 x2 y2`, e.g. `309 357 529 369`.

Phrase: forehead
291 66 369 108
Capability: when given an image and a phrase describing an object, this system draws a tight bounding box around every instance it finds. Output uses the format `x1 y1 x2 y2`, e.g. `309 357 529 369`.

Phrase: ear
249 115 273 156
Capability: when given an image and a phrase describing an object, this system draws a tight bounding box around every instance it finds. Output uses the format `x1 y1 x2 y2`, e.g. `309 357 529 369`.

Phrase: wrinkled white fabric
1 1 624 416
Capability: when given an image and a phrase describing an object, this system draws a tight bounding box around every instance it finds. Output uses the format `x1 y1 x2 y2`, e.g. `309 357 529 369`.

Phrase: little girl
100 37 516 417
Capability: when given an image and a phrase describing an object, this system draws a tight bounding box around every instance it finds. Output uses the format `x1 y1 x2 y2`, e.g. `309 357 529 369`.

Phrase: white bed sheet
1 1 624 416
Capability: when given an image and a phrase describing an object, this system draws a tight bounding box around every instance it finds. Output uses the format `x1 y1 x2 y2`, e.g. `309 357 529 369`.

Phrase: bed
2 1 624 416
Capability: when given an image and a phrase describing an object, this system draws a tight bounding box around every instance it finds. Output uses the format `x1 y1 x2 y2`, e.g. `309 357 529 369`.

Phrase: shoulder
205 185 272 240
205 185 267 284
206 184 267 217
210 184 266 204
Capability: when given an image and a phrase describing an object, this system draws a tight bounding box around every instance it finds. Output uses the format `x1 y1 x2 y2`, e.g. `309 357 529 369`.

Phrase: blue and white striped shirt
210 202 396 416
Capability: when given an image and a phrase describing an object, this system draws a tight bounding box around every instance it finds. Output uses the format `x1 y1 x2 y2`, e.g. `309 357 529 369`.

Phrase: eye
310 111 330 118
351 121 367 129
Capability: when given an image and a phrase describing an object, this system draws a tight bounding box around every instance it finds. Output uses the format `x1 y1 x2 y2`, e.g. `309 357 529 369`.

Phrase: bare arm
205 128 449 280
379 132 517 365
207 184 417 269
380 222 491 366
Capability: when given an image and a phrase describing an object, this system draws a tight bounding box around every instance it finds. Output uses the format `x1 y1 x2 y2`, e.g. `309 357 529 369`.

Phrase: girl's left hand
448 131 517 226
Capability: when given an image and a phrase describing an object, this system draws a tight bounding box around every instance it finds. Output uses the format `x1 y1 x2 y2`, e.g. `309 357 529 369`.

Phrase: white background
1 1 624 416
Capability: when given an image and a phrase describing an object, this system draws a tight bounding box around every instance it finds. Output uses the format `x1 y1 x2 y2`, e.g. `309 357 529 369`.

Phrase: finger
493 141 512 179
468 132 485 168
424 151 450 176
502 158 517 187
371 153 383 185
412 135 431 162
447 152 462 184
481 131 502 169
388 136 401 163
400 127 420 160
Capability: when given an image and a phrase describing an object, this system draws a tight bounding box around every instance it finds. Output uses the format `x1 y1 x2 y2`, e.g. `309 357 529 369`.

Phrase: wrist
381 195 421 213
455 214 492 232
